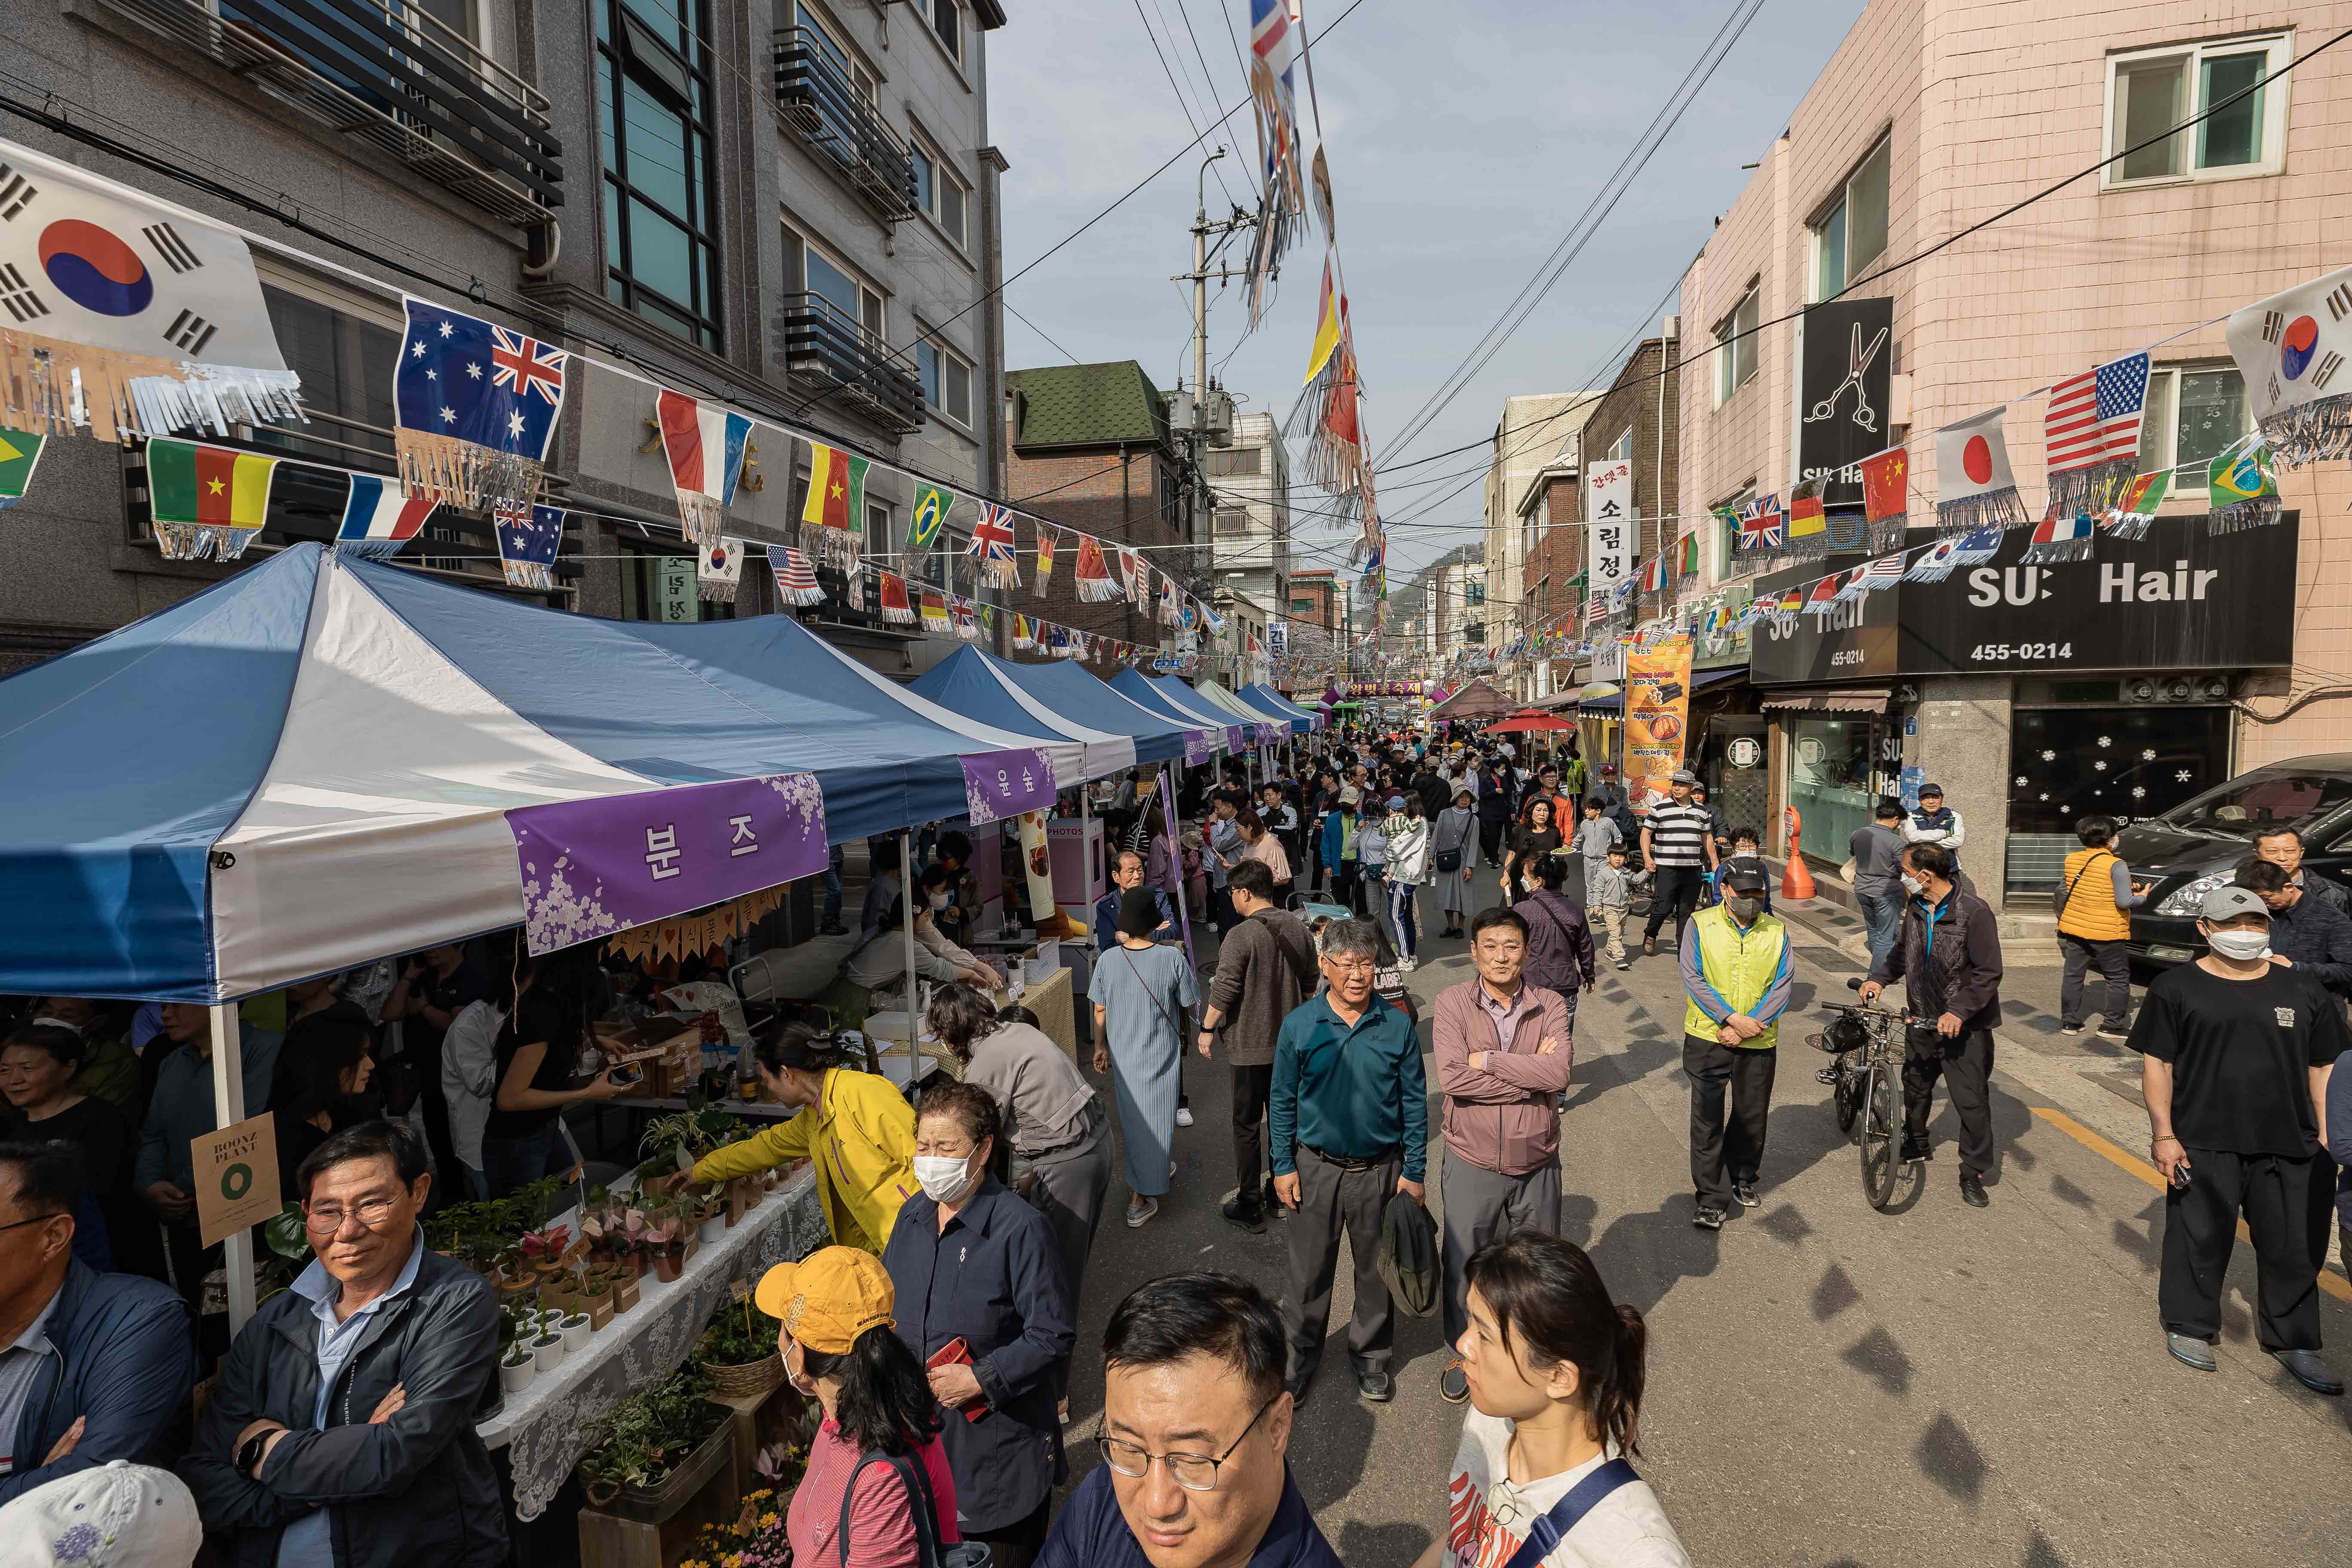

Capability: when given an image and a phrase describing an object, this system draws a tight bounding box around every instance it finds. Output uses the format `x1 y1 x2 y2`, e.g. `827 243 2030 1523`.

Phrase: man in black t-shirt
2131 884 2345 1394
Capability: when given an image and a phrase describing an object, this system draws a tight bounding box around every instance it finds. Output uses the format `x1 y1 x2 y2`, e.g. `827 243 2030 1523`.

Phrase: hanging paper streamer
2020 508 2095 564
2226 261 2352 469
1158 575 1181 627
1784 481 1830 560
394 299 565 514
2100 470 2171 542
493 499 564 588
979 602 998 638
968 501 1021 587
1121 547 1148 605
0 142 305 441
1932 405 2028 535
697 536 743 602
1033 527 1055 596
950 594 979 640
146 437 276 560
1241 0 1306 326
908 480 955 550
919 590 949 634
654 389 751 548
1071 531 1119 601
1860 447 1908 546
1766 588 1803 629
877 570 915 624
802 441 868 572
0 424 46 509
768 543 826 606
2043 352 2149 514
1803 573 1845 618
1013 612 1034 650
1838 552 1906 601
2207 435 2281 532
1902 527 2002 583
334 472 435 559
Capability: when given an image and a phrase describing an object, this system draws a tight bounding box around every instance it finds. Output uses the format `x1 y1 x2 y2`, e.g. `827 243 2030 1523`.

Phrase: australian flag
493 499 564 589
394 297 568 512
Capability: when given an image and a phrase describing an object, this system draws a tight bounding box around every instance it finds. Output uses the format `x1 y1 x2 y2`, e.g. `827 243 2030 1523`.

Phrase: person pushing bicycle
1859 841 2004 1209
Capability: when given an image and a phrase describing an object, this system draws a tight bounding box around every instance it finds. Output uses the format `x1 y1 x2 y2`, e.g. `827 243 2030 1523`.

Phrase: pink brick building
1678 0 2352 904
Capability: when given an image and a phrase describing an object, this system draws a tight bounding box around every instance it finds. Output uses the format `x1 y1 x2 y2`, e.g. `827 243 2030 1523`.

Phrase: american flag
968 501 1020 585
2044 352 2149 473
767 543 824 605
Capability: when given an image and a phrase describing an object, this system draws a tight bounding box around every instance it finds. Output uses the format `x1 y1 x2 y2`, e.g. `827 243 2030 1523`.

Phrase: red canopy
1485 707 1578 733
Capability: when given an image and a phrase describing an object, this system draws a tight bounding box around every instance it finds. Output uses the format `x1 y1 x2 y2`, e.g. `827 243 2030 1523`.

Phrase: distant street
1058 863 2352 1568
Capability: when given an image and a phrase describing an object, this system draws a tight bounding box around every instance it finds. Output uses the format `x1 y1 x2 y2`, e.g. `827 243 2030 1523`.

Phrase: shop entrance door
2005 704 2232 897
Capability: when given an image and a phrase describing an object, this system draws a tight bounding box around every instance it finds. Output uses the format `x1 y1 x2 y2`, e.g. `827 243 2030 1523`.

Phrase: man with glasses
1268 919 1427 1404
183 1120 506 1566
1036 1271 1341 1568
0 1141 193 1502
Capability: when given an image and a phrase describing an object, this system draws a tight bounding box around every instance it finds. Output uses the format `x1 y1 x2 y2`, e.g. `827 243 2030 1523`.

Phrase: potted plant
647 1211 686 1284
695 1296 785 1400
578 1268 616 1329
691 1185 727 1244
556 1309 594 1355
499 1342 536 1394
518 1223 571 1284
530 1326 565 1375
576 1367 730 1522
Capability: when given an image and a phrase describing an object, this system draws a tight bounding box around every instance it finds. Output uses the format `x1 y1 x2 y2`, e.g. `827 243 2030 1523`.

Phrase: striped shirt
1645 801 1714 868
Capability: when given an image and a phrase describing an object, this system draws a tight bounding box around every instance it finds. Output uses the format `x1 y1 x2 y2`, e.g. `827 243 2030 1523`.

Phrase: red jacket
1432 980 1574 1175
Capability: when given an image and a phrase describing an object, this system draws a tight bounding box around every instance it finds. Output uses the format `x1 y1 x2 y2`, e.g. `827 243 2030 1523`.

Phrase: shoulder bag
837 1449 989 1568
2055 849 2113 924
1497 1457 1643 1568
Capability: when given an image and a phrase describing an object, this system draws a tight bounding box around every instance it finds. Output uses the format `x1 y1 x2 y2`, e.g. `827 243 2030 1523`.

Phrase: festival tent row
1238 683 1323 733
907 646 1139 779
0 542 1092 1004
912 648 1207 768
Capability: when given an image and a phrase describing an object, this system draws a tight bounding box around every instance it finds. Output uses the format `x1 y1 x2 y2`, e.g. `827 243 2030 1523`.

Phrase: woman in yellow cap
756 1246 968 1565
678 1026 917 1253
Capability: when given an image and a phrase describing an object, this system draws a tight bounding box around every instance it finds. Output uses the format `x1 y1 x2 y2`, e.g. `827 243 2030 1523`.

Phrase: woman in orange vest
2056 816 2149 1039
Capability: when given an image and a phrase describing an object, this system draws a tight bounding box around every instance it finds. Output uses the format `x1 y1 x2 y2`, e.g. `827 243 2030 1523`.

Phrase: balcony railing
88 0 562 224
775 293 926 432
771 28 917 222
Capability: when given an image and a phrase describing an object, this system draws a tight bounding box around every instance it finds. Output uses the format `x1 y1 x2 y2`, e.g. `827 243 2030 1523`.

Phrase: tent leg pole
210 1004 257 1336
1081 786 1095 906
900 830 919 1027
1161 764 1196 969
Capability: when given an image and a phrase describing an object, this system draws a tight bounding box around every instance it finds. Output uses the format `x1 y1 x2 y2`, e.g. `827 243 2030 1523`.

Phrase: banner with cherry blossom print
506 774 827 954
962 747 1057 825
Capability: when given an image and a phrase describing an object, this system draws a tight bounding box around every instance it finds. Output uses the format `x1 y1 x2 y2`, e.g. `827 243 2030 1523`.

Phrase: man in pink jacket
1432 905 1574 1405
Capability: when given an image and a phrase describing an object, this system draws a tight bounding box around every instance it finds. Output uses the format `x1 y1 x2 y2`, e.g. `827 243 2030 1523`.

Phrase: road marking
2029 1106 2352 1304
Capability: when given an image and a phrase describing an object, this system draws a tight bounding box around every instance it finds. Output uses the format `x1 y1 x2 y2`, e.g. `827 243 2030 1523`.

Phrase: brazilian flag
0 425 46 510
909 481 955 550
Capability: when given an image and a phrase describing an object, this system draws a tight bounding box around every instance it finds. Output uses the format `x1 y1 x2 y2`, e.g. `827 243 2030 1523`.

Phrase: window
1606 429 1632 462
1811 137 1889 300
916 337 972 427
910 140 969 250
2137 366 2251 491
930 0 960 62
1215 508 1253 535
785 225 884 341
2105 35 2290 187
1713 286 1759 405
1207 447 1262 477
1465 580 1485 606
799 4 876 100
258 284 398 462
597 0 722 349
621 541 734 622
866 499 893 551
1291 597 1313 612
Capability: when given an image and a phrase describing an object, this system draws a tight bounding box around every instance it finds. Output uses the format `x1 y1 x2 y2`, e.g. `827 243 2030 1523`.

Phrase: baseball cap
1599 763 1617 776
1670 769 1698 785
1918 781 1945 797
754 1246 895 1354
2199 884 2271 924
1723 863 1770 896
1386 795 1408 812
0 1462 202 1568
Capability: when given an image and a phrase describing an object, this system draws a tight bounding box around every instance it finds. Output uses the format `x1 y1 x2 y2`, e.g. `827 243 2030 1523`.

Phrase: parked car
2115 755 2352 965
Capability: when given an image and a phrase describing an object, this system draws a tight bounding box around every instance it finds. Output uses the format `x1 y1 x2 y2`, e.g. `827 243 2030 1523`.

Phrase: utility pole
1173 147 1255 669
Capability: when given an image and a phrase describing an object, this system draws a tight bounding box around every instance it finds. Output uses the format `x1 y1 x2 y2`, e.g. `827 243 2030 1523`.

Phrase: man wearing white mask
1860 842 2003 1209
2131 884 2344 1394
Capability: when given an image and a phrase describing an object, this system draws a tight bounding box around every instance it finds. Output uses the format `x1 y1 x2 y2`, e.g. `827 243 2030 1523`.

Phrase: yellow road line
2029 1106 2352 1305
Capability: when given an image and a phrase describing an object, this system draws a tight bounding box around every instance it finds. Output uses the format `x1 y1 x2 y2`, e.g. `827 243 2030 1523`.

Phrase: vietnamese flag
802 442 868 531
148 438 278 530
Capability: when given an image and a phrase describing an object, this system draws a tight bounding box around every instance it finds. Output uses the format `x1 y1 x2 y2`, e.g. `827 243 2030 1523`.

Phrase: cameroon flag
150 438 279 530
0 425 46 508
803 443 868 532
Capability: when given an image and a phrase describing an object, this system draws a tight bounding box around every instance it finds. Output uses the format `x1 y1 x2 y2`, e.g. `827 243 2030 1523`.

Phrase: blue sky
989 0 1869 580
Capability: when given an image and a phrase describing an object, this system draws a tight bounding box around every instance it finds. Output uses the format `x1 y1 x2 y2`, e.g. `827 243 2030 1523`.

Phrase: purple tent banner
507 773 827 955
1255 722 1285 745
1183 731 1213 766
962 747 1057 824
1224 725 1246 755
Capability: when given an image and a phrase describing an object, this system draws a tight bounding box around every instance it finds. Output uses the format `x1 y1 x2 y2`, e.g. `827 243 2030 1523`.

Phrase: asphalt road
1054 863 2352 1568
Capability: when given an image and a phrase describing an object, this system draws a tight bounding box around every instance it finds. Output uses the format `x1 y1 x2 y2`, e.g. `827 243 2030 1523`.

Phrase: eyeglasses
303 1195 404 1233
1325 956 1376 975
0 1212 67 1236
1099 1394 1277 1492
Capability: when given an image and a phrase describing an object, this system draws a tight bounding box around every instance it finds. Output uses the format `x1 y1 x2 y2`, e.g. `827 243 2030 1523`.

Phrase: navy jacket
2266 889 2352 996
181 1244 504 1568
0 1262 195 1505
883 1177 1073 1533
1038 1464 1342 1568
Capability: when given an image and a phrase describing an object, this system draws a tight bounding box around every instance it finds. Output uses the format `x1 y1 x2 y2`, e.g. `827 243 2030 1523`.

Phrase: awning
1760 688 1892 713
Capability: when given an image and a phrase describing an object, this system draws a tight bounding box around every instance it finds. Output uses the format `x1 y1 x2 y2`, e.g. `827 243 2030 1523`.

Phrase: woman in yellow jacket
682 1026 918 1253
2055 815 2148 1039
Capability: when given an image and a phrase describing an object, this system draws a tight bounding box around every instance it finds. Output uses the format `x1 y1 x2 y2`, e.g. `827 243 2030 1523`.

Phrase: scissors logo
1806 322 1890 434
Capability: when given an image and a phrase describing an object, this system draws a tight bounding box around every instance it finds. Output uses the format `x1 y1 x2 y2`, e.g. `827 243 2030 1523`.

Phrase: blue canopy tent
1237 683 1319 734
986 658 1200 766
907 647 1136 779
0 543 1084 1004
1108 668 1229 752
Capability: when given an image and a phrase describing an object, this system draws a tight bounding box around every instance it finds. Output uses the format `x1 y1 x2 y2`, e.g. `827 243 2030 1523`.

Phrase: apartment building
1677 0 2351 905
1288 567 1340 632
1481 391 1602 695
1206 408 1290 615
4 0 1007 677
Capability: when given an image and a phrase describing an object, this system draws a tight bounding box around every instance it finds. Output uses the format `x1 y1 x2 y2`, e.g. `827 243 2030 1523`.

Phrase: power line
1130 0 1241 210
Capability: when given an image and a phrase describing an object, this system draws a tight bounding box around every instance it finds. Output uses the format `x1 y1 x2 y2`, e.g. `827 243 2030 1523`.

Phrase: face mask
928 892 952 912
784 1339 819 1398
913 1152 980 1204
2205 927 2272 962
1726 896 1761 922
1900 874 1925 897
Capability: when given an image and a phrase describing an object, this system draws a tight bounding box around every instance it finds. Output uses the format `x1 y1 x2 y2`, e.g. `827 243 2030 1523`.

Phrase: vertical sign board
1796 298 1895 509
1624 635 1696 811
196 1113 281 1247
1586 458 1635 603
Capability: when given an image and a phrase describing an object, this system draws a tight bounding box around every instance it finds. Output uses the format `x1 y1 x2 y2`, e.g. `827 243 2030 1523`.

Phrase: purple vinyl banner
1255 722 1285 745
508 773 827 955
962 747 1057 824
1183 731 1213 766
1224 725 1247 755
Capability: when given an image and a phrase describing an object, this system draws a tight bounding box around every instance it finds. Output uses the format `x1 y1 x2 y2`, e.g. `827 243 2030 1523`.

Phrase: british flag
968 501 1021 586
490 327 567 405
1737 494 1784 553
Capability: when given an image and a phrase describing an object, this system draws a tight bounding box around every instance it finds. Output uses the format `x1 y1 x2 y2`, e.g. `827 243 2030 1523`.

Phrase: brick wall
1001 445 1199 655
1290 576 1338 632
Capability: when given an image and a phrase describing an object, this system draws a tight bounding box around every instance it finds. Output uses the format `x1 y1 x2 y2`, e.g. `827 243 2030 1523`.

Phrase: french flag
656 389 753 506
336 474 435 558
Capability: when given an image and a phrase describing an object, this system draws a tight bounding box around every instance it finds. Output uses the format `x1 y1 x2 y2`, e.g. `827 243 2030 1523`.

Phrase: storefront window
1787 715 1877 864
620 541 734 622
2005 705 2230 894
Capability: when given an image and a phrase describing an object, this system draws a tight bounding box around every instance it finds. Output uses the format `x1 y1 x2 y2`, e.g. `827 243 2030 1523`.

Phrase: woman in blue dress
1088 887 1198 1230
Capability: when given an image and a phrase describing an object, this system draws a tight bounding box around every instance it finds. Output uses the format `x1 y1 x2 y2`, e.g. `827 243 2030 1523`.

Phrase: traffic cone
1781 807 1816 901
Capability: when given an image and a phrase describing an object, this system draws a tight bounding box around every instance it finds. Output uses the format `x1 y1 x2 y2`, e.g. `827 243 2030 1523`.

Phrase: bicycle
1810 977 1927 1210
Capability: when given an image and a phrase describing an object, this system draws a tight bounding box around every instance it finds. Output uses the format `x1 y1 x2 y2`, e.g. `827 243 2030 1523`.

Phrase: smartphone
606 1065 643 1089
2170 1158 2192 1189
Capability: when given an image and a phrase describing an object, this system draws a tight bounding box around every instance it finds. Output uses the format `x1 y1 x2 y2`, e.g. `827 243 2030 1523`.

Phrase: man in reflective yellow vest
1681 862 1793 1231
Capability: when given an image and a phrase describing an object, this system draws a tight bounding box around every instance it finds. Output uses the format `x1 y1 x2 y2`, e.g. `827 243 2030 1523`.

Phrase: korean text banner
1586 457 1635 598
507 773 827 955
1624 635 1695 811
962 747 1057 825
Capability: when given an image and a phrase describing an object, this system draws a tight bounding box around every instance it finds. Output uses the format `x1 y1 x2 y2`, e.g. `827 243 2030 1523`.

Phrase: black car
2114 755 2352 965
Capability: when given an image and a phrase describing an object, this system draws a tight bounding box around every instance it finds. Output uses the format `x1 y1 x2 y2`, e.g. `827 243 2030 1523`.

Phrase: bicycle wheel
1859 1055 1903 1208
